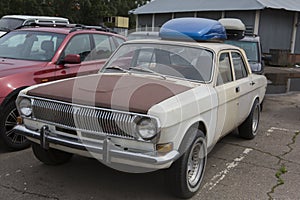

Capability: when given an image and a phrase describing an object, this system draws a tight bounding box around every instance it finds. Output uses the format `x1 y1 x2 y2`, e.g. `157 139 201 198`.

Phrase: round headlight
19 98 32 116
136 118 158 140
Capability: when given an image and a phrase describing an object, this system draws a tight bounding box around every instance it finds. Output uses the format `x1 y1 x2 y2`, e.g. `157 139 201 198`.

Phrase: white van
0 15 69 36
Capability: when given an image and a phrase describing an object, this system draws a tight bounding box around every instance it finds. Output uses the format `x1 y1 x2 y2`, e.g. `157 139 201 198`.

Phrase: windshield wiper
129 66 166 80
103 66 130 73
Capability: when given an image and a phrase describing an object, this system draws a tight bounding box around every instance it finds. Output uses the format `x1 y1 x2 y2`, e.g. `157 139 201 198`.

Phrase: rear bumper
14 125 179 170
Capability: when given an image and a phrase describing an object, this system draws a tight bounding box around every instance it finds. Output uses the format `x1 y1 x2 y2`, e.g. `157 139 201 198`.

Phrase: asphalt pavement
0 92 299 200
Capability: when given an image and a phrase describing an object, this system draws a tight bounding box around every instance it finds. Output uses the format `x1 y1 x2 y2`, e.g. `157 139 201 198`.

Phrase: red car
0 25 125 150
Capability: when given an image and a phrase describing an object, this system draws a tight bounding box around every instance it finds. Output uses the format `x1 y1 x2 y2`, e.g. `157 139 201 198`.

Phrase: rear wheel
238 99 260 139
32 143 73 165
0 100 30 150
165 131 207 198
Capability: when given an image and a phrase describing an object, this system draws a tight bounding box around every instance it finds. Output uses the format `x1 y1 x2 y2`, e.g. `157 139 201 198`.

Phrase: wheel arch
251 96 260 111
178 121 207 156
0 86 28 108
240 96 260 127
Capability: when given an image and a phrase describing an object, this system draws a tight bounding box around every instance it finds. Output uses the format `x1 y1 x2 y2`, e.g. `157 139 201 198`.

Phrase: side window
64 34 91 61
232 52 248 80
135 48 155 66
91 34 113 60
217 52 233 85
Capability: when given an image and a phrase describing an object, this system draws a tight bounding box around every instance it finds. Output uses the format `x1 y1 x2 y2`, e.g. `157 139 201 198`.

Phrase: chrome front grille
32 99 136 139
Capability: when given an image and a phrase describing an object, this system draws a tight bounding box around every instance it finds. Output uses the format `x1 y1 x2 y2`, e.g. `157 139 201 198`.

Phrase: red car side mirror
63 54 81 64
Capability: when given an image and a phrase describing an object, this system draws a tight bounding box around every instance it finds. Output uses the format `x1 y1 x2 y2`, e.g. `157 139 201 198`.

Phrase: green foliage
0 0 147 27
275 165 287 185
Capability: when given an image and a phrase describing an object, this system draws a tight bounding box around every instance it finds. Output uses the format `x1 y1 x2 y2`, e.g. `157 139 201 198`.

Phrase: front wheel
238 99 260 139
165 131 207 198
32 143 73 165
0 100 30 150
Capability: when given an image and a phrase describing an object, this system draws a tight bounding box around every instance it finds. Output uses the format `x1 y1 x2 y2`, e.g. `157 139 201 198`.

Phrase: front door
54 34 116 79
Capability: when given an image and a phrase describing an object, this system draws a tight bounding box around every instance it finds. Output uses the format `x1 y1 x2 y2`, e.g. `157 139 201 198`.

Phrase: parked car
0 15 69 37
127 31 160 40
219 18 265 74
14 18 267 198
0 23 125 150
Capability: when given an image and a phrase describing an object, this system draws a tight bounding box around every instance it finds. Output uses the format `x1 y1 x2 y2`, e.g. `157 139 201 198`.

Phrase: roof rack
69 24 117 33
16 22 70 30
15 22 117 34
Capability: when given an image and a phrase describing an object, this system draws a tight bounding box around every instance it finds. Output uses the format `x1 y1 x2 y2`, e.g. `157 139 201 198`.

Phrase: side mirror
62 54 81 64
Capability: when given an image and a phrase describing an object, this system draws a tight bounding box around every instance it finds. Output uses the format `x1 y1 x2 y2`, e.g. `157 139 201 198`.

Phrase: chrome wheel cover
186 137 206 191
252 104 260 134
5 108 27 144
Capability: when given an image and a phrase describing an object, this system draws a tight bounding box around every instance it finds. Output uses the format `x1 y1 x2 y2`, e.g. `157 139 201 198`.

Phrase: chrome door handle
250 81 256 86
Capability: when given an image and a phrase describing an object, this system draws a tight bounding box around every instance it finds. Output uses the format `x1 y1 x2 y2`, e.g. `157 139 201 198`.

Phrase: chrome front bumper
14 125 179 170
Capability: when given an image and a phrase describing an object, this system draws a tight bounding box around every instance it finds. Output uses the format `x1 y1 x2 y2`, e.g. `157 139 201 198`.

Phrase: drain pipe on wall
290 12 298 54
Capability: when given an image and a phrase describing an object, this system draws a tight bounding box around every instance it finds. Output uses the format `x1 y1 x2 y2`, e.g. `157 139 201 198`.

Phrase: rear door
214 51 239 139
231 51 256 125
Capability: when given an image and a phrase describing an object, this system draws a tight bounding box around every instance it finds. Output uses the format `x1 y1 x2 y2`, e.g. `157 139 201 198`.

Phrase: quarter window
232 52 248 79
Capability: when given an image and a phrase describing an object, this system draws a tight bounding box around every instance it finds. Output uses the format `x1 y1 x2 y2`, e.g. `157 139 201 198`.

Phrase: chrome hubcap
252 105 259 134
5 108 27 144
187 138 205 187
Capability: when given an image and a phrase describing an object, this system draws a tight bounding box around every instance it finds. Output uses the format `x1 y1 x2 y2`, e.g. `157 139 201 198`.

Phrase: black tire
238 99 260 139
32 143 73 165
165 131 207 199
260 99 264 112
0 100 30 150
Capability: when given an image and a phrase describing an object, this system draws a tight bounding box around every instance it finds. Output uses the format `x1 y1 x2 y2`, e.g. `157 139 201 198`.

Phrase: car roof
2 15 69 22
123 39 242 52
127 31 160 40
128 31 159 36
12 27 124 37
13 27 71 34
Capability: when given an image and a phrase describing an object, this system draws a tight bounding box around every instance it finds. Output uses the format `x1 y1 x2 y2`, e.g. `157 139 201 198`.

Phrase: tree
0 0 148 28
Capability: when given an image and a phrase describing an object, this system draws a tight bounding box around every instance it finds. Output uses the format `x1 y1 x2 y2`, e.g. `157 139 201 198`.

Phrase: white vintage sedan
14 18 267 198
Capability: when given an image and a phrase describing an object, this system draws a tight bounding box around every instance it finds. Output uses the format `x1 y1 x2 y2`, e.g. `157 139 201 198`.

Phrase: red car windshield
0 30 66 61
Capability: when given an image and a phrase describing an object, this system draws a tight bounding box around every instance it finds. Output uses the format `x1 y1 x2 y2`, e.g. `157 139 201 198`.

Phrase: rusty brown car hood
27 73 192 114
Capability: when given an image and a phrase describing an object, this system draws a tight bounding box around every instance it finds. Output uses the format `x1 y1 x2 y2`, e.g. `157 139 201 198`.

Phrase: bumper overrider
14 124 180 169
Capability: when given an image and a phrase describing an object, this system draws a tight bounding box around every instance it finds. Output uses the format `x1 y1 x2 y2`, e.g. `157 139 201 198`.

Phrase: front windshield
225 40 259 62
102 43 213 82
0 18 24 30
0 31 66 61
